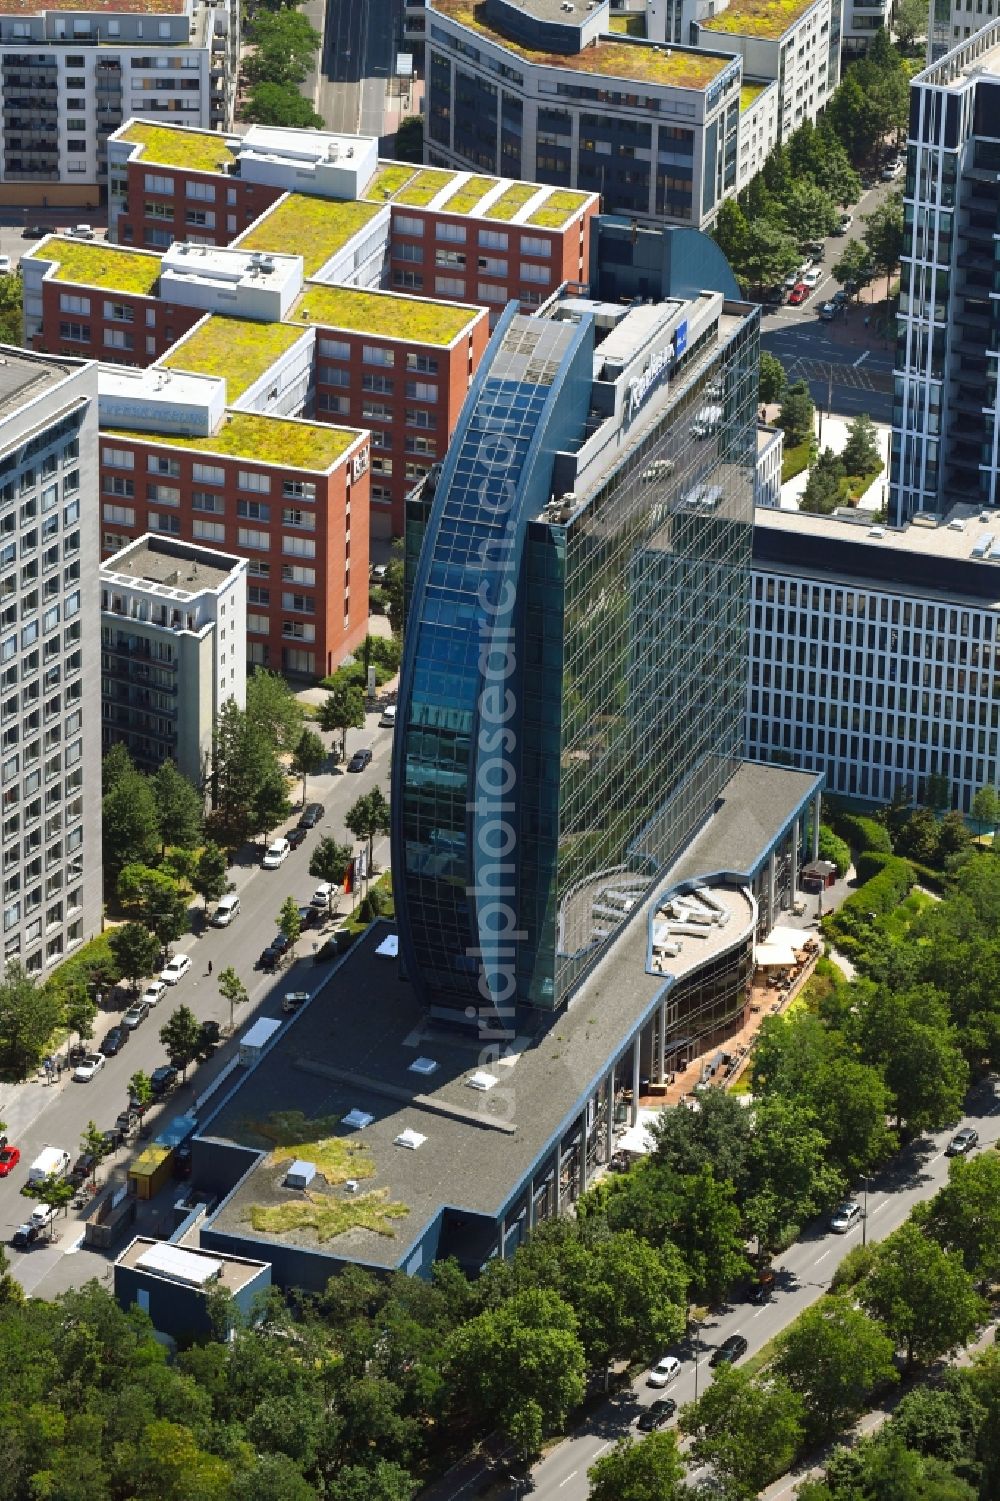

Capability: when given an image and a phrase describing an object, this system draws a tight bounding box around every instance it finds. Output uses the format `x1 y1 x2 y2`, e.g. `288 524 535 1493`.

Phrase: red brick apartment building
99 407 371 678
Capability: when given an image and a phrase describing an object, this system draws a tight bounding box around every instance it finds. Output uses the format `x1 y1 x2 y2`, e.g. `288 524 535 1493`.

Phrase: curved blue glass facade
391 306 595 1022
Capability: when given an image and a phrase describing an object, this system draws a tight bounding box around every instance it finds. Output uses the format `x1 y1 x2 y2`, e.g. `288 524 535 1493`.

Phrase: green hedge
818 823 851 878
854 849 896 884
823 855 915 953
831 811 893 855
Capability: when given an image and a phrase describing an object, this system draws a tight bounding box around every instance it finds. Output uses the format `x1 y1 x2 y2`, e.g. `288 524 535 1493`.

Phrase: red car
788 282 809 306
0 1144 20 1177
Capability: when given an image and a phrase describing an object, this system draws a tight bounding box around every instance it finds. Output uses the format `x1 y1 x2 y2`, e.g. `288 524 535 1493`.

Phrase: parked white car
802 267 823 289
310 882 334 910
262 838 291 869
160 953 192 985
647 1355 682 1388
141 980 167 1008
73 1053 105 1082
830 1200 863 1233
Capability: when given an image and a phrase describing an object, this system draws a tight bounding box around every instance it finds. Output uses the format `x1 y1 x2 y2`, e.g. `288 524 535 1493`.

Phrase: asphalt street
316 0 400 138
431 1081 1000 1501
0 709 393 1298
759 176 899 426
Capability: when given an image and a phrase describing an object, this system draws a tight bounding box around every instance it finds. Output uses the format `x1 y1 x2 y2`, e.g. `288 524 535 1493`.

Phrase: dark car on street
197 1020 221 1057
710 1335 748 1368
150 1064 179 1096
11 1221 42 1248
286 825 308 850
297 904 319 930
100 1025 129 1057
347 747 372 772
637 1398 677 1431
259 932 291 971
299 801 325 828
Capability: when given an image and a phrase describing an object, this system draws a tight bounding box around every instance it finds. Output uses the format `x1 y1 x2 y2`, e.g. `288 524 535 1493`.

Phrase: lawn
161 316 307 400
781 439 813 483
293 284 479 344
118 120 236 174
843 467 883 503
527 189 591 228
876 888 934 941
483 183 539 221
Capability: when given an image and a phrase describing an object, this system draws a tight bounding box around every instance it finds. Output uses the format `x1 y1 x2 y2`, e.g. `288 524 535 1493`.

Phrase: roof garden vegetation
32 238 162 295
483 182 539 221
292 284 479 344
118 121 237 174
527 189 591 228
393 168 459 207
161 316 306 400
439 174 496 214
700 0 819 39
108 412 360 471
365 162 418 201
237 195 383 277
740 80 770 110
433 0 730 88
246 1187 409 1241
609 12 647 35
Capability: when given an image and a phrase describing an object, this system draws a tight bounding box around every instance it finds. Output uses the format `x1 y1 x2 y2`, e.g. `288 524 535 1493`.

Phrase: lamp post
693 1316 702 1405
861 1173 870 1247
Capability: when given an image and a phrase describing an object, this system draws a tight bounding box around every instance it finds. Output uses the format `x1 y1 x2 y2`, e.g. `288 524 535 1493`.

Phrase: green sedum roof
483 183 539 221
107 413 362 472
700 0 819 39
117 121 238 174
292 284 481 345
365 163 419 201
237 195 384 277
30 237 162 295
392 168 459 207
526 189 590 228
161 316 308 401
439 174 496 215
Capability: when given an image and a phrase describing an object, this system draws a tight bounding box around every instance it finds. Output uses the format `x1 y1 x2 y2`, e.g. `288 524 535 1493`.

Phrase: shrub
824 855 915 952
854 849 896 884
817 823 851 878
832 811 893 855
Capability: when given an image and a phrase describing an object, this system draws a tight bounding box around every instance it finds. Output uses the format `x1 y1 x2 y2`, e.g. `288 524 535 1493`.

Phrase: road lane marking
63 1232 85 1254
593 1442 613 1458
854 350 870 366
753 1306 766 1317
558 1472 578 1487
870 1200 888 1214
815 1249 831 1263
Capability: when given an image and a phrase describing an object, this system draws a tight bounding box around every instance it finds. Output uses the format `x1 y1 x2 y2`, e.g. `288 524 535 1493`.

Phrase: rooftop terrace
160 316 308 401
291 285 483 344
700 0 820 40
29 236 162 296
116 121 239 175
107 412 362 472
235 195 384 278
432 0 731 88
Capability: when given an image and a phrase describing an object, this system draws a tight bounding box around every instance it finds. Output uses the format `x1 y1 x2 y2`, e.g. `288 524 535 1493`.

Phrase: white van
212 893 241 927
379 704 397 729
27 1146 71 1186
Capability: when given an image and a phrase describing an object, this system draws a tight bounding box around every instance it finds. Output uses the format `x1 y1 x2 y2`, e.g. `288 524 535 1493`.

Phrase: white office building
749 505 1000 813
0 0 237 207
0 349 102 978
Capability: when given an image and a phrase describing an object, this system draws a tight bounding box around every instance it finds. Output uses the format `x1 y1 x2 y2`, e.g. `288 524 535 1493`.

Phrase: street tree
776 1297 897 1439
895 0 926 47
102 742 135 794
445 1288 586 1453
680 1366 807 1499
841 413 882 476
80 1120 111 1184
245 668 304 754
217 966 249 1035
193 843 230 911
927 1152 1000 1284
382 538 405 637
854 987 968 1134
747 1096 845 1244
759 351 787 406
784 179 839 246
832 238 874 291
801 448 845 515
318 681 366 761
128 1069 153 1116
971 785 998 840
777 380 816 447
863 193 905 299
159 1005 202 1081
291 728 325 803
33 1172 75 1239
252 766 292 843
573 1231 687 1376
102 763 160 880
713 196 750 272
651 1087 751 1194
0 962 61 1080
152 761 203 852
741 218 799 291
116 864 190 952
109 923 161 993
244 7 319 86
278 896 303 950
860 1221 985 1368
244 83 324 128
213 698 283 844
62 983 97 1052
327 1462 415 1501
308 837 353 910
586 1432 685 1501
346 788 391 872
